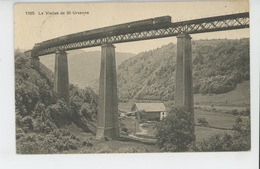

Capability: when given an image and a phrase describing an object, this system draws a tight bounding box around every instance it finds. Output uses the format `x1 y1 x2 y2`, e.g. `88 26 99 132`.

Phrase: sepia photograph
14 1 251 154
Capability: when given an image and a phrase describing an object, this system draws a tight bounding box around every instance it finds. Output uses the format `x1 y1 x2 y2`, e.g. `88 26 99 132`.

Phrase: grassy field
194 108 249 129
195 126 233 142
194 80 250 107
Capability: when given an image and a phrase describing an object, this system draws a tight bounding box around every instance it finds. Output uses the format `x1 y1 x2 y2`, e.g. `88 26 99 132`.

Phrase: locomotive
33 15 172 54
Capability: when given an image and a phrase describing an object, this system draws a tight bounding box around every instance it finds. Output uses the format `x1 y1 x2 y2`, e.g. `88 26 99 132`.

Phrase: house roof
133 103 166 112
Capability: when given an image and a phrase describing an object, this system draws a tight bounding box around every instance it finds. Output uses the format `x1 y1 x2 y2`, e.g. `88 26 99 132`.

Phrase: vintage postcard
14 1 250 154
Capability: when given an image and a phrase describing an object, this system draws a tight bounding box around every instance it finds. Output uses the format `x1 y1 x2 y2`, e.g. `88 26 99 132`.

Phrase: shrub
16 133 57 154
64 138 78 150
16 129 87 154
81 107 92 120
190 131 250 152
190 116 250 152
16 114 23 127
243 108 250 116
119 120 129 134
231 109 239 115
198 117 209 127
34 119 57 134
53 137 79 152
20 116 34 132
16 128 25 140
211 104 215 111
233 117 250 138
82 140 93 147
45 100 71 127
190 133 234 152
60 129 71 136
138 110 147 123
155 107 195 152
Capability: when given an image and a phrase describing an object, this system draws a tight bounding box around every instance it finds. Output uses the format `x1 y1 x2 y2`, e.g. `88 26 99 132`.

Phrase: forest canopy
117 38 249 101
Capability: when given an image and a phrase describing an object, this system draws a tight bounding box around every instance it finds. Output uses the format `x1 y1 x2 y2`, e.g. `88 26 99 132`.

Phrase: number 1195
25 11 35 15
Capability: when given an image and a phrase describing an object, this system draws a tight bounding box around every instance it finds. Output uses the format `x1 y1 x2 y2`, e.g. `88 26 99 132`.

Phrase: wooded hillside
15 49 98 153
117 38 249 101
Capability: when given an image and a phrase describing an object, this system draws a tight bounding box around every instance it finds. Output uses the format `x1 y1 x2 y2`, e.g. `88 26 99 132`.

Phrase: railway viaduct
25 12 249 139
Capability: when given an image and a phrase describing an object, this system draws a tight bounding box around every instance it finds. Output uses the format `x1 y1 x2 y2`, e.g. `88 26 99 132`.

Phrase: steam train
33 15 172 53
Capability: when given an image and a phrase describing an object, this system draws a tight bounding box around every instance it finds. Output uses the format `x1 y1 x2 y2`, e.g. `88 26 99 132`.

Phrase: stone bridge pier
96 44 119 139
54 50 69 102
175 34 195 139
30 57 40 69
26 50 70 102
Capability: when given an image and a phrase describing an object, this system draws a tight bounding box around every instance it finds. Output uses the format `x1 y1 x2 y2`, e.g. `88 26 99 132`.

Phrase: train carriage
32 15 172 55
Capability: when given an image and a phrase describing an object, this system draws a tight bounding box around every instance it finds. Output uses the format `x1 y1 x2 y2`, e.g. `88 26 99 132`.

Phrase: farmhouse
132 103 167 121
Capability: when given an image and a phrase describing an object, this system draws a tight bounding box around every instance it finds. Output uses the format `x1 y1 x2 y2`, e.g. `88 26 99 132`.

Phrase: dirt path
128 134 156 143
136 126 147 135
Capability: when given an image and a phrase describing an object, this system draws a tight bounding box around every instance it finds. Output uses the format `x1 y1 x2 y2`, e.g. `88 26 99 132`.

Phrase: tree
155 107 195 152
198 117 209 127
138 110 147 122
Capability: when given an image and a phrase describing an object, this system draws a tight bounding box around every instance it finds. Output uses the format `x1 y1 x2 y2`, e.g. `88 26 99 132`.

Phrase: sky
14 1 249 54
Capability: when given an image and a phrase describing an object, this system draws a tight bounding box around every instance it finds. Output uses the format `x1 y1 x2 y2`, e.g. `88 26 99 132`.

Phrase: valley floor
58 83 250 154
62 102 249 154
64 123 160 154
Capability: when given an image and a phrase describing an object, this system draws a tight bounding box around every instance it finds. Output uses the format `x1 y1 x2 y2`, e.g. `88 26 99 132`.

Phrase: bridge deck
31 12 249 57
